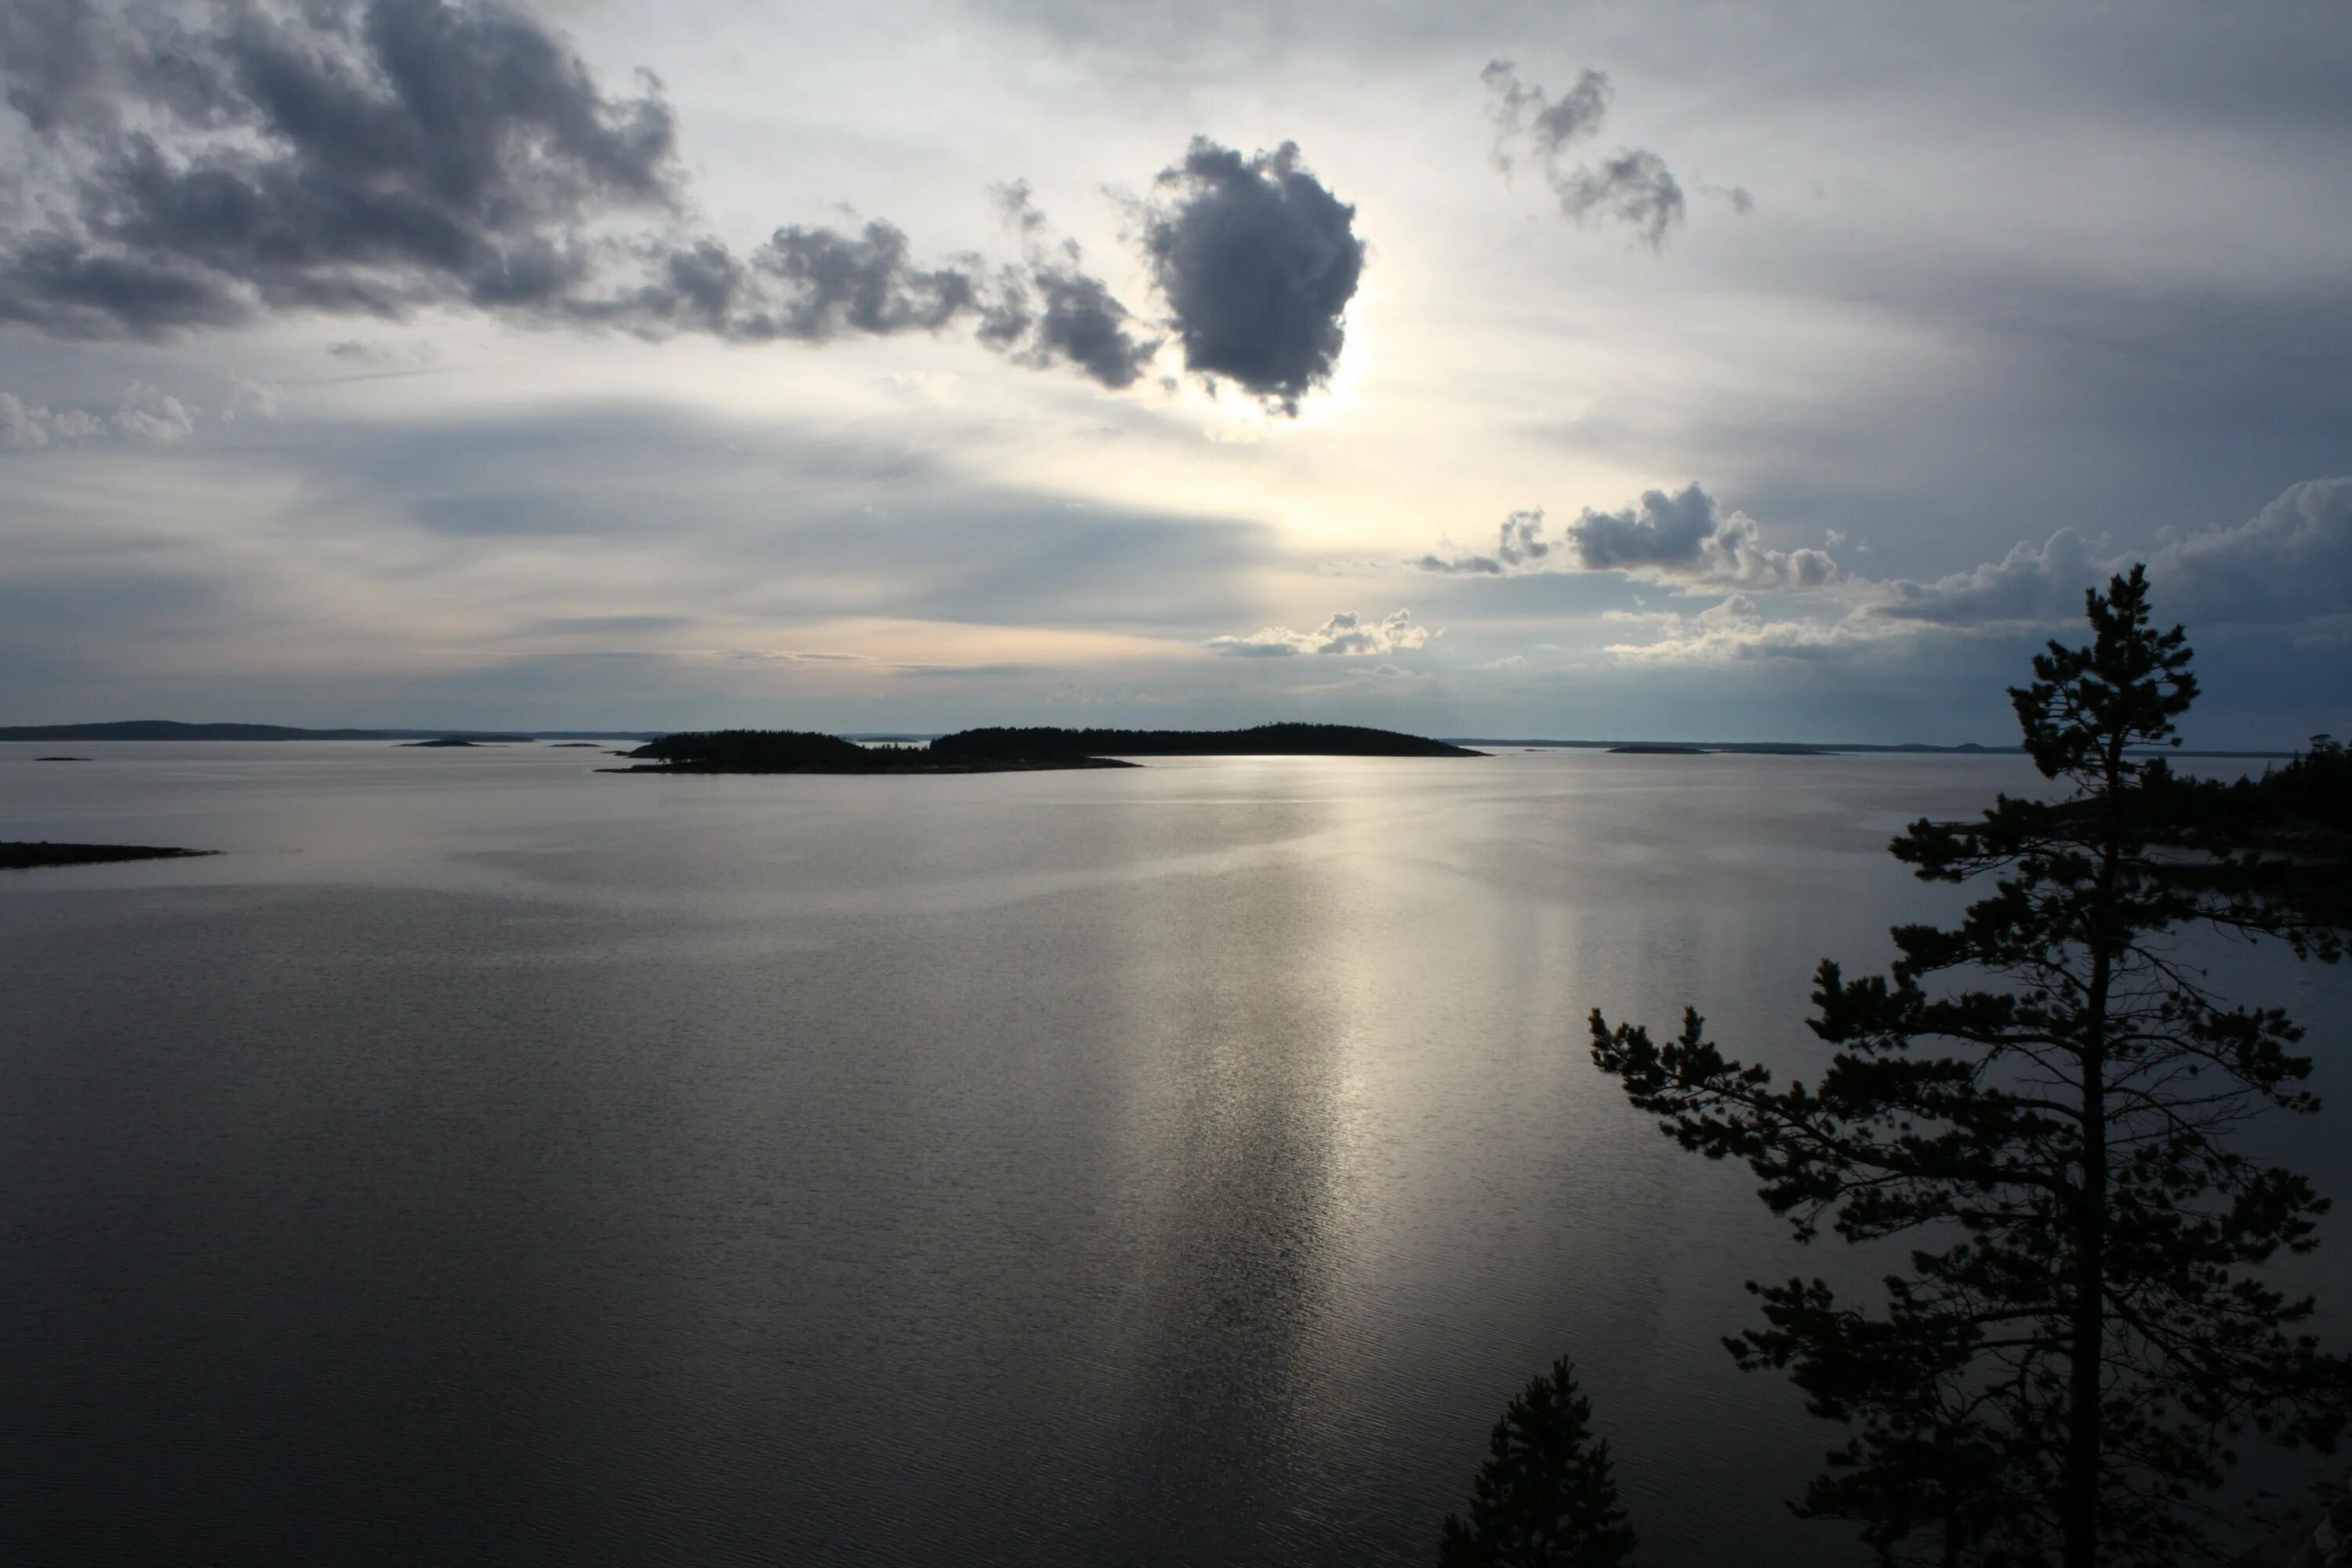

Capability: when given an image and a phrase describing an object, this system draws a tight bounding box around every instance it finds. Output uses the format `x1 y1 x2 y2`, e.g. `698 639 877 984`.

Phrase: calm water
4 743 2346 1566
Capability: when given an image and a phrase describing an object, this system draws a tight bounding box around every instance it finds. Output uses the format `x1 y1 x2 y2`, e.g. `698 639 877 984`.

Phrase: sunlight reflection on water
3 743 2344 1566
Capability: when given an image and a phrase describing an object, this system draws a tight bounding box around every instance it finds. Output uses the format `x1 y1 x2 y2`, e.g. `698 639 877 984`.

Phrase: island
34 755 92 762
927 723 1484 760
399 734 533 747
602 723 1481 775
2 841 215 869
604 730 1135 775
0 721 655 742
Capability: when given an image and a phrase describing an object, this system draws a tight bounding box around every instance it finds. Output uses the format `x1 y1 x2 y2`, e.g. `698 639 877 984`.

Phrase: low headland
605 723 1483 774
2 841 215 869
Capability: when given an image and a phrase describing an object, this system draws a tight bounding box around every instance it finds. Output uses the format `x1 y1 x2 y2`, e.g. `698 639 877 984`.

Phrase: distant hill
0 721 658 742
931 724 1483 760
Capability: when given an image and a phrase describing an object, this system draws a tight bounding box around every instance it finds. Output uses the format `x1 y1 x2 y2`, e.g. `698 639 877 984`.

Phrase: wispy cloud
1480 60 1691 249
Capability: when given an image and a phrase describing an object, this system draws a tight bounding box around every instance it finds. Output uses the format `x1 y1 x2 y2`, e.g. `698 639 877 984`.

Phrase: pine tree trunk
2062 945 2107 1568
2061 739 2127 1567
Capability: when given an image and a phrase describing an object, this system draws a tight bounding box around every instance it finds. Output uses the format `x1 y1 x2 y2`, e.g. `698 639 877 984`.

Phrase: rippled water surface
5 742 2346 1566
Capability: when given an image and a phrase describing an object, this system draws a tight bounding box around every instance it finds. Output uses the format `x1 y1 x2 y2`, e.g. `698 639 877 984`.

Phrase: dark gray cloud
1568 482 1717 569
1480 60 1688 249
983 182 1160 389
1414 487 1835 589
0 0 1160 390
1568 484 1835 587
1142 139 1365 415
0 0 677 335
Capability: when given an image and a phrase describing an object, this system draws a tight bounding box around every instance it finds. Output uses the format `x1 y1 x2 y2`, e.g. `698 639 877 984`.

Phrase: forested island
605 730 1135 774
605 723 1482 774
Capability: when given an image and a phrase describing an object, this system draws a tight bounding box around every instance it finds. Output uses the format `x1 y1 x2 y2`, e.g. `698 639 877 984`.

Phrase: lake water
4 742 2346 1566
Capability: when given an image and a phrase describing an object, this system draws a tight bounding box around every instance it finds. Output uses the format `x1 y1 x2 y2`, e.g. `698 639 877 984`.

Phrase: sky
2 0 2348 745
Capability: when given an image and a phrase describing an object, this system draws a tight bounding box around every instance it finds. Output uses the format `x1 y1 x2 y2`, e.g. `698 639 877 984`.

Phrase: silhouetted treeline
2142 734 2351 838
626 731 877 769
929 723 1481 759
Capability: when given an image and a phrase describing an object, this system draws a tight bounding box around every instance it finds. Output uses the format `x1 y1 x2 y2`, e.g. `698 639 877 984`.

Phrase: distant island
1603 742 1836 756
929 724 1484 760
2 841 214 869
0 721 656 742
2 721 2295 758
605 723 1481 775
34 755 91 762
606 730 1135 775
399 735 532 747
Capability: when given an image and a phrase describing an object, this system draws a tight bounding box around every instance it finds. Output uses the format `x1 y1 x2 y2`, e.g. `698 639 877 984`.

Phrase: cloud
1412 507 1552 575
1142 139 1366 415
326 338 437 365
220 378 284 423
1569 484 1837 588
0 0 677 335
1874 480 2352 630
0 389 103 448
0 379 212 448
1206 607 1433 657
1601 593 1900 665
0 0 1158 390
1480 60 1687 249
985 181 1161 389
1481 61 1611 169
1579 477 2352 669
1414 486 1837 590
1873 528 2103 626
107 379 195 442
1553 151 1685 250
2151 477 2352 627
